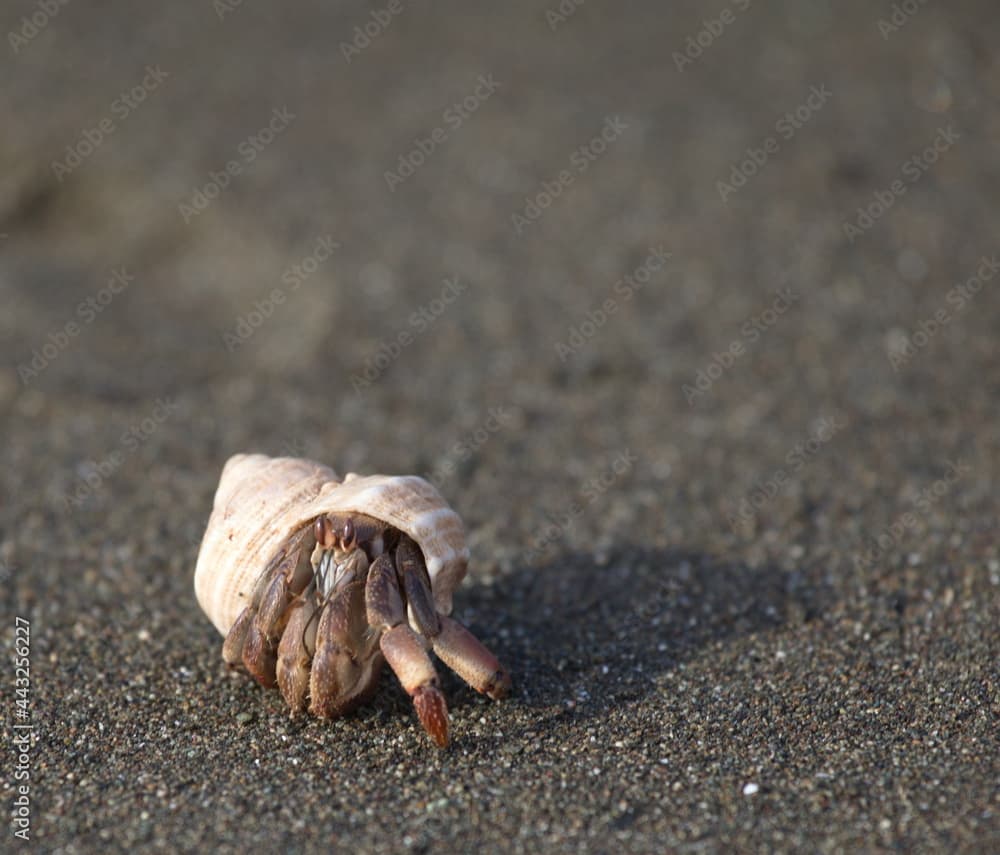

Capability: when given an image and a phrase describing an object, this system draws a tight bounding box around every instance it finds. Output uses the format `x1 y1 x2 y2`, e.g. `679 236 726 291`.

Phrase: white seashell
194 453 469 636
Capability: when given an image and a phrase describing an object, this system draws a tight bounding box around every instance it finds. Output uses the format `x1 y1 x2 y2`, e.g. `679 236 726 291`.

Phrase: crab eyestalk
316 511 393 561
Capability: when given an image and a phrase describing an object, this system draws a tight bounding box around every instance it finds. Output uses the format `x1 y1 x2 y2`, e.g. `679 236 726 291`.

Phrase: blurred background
1 2 998 852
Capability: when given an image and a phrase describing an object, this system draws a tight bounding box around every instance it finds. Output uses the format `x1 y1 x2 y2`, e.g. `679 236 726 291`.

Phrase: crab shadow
440 546 833 726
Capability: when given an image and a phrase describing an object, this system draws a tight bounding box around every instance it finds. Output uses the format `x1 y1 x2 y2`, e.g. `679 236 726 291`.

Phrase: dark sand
1 2 998 852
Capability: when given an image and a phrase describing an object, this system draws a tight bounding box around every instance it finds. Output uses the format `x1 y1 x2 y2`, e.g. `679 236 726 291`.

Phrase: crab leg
241 533 312 687
221 553 279 666
396 536 441 638
276 590 319 715
432 616 512 700
242 574 287 686
396 536 512 701
222 605 255 666
366 552 450 747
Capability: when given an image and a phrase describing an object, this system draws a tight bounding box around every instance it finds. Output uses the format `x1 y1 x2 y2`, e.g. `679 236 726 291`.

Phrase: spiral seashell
194 454 469 634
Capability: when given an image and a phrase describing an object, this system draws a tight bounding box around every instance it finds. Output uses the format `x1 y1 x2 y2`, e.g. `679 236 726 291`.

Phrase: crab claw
276 594 318 715
308 579 376 718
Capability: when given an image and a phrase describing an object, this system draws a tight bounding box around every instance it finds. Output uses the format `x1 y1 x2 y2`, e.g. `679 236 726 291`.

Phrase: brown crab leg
396 536 512 701
221 551 282 666
223 527 313 668
276 590 319 715
396 536 441 637
366 552 450 747
432 616 512 700
241 534 312 687
242 574 286 687
222 605 255 666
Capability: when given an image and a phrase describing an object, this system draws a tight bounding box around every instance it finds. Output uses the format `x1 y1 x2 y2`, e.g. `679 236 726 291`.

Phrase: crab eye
341 518 355 546
314 516 330 546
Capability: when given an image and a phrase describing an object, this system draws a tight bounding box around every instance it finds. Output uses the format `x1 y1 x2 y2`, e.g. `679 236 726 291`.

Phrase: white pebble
742 782 760 796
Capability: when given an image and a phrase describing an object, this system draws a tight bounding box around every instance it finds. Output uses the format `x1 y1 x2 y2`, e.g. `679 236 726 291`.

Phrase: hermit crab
194 454 511 747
